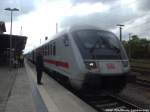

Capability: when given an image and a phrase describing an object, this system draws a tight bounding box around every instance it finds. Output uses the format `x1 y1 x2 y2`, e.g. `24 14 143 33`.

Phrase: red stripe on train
44 59 69 69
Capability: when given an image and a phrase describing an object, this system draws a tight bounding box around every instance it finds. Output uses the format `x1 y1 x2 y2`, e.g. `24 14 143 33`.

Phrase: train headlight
85 61 97 69
122 60 128 67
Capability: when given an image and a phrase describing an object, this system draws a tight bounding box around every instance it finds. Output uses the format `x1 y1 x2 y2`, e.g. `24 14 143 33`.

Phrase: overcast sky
0 0 150 53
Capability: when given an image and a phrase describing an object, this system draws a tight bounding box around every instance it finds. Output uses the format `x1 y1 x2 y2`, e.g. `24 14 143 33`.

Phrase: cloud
124 14 150 37
14 0 72 52
60 0 150 40
0 0 36 22
18 0 36 14
136 0 150 12
66 3 109 16
2 0 150 52
72 0 117 5
60 2 139 30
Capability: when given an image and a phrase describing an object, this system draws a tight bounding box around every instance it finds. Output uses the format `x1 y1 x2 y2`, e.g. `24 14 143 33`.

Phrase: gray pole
10 11 12 69
117 24 124 41
56 23 58 33
5 8 19 70
20 26 22 35
128 33 132 60
120 27 122 41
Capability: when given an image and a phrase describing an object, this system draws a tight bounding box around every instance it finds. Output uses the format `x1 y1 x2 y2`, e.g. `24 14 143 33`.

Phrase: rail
130 66 150 87
131 65 150 74
79 92 144 112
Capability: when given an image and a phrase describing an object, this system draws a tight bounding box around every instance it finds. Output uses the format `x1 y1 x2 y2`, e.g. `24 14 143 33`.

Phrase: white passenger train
26 25 130 92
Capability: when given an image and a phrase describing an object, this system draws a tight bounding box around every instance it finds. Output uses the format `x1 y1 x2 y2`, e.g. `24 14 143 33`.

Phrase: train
26 25 130 93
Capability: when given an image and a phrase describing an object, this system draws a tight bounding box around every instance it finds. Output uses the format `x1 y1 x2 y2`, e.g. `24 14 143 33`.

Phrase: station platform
0 60 97 112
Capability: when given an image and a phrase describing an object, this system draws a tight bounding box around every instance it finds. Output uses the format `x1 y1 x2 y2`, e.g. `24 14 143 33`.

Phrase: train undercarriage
81 73 128 93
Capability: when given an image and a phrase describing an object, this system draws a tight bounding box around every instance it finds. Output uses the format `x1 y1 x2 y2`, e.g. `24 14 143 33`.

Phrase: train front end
72 28 130 92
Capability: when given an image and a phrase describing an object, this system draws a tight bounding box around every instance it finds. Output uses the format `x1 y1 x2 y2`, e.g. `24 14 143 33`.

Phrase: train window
46 45 48 55
48 44 50 55
53 42 56 56
48 44 49 55
50 44 52 55
45 45 47 56
46 44 49 55
39 47 41 55
42 46 44 55
63 34 69 47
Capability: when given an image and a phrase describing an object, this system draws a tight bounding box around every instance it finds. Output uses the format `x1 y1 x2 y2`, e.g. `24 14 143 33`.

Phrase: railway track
131 66 150 87
78 92 144 112
135 78 150 87
131 66 150 74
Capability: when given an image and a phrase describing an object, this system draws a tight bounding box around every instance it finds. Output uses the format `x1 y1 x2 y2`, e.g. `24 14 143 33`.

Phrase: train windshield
72 30 128 60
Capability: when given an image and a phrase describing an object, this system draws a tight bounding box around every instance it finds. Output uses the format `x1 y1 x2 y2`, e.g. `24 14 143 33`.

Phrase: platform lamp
116 24 124 42
4 8 19 70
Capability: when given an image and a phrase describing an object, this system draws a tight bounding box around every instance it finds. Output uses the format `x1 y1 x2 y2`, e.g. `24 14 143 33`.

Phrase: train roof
68 24 104 32
52 24 106 38
28 25 111 53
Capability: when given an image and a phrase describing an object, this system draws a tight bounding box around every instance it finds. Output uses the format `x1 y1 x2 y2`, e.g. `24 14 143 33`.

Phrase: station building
0 21 27 65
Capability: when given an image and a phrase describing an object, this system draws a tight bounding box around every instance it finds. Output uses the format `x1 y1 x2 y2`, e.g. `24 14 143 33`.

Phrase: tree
123 35 150 59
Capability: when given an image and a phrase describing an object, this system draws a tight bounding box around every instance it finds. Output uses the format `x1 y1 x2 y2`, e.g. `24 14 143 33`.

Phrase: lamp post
56 22 58 33
5 8 19 70
116 24 124 42
128 33 132 60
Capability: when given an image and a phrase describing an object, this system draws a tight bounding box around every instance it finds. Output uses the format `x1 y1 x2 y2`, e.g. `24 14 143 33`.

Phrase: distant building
0 21 6 34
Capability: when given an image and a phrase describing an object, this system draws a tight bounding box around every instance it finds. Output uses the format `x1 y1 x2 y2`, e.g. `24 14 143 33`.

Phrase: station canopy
0 34 27 54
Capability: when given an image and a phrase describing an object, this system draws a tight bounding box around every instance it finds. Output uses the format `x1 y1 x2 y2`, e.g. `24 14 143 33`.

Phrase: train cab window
72 30 127 60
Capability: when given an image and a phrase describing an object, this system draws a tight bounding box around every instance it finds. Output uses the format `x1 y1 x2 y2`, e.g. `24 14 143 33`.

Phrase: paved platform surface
0 67 16 112
5 68 36 112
